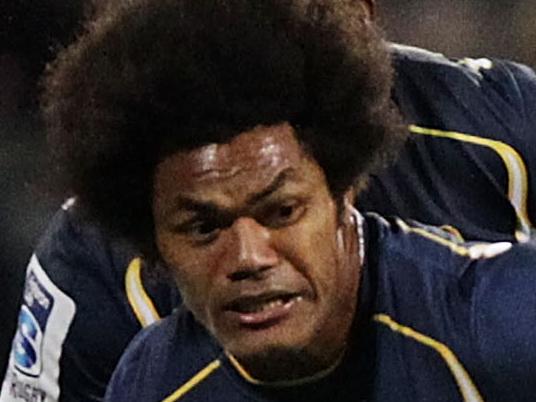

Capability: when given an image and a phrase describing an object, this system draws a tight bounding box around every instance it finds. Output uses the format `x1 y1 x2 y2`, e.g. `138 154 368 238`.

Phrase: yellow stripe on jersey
396 218 512 260
439 225 465 242
395 218 471 257
409 125 533 242
161 359 222 402
226 353 262 385
125 257 161 327
374 314 484 402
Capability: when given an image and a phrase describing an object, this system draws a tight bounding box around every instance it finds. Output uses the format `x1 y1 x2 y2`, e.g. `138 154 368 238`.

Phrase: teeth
247 298 283 313
239 295 303 314
264 299 284 311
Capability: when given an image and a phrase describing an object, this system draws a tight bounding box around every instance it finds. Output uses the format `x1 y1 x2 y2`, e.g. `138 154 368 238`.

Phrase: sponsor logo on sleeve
4 372 46 402
0 255 76 402
13 271 55 378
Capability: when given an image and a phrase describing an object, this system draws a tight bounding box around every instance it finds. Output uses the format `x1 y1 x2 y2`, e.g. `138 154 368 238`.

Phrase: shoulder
31 200 178 323
364 212 520 313
121 306 214 357
390 43 536 132
27 201 144 330
366 214 536 398
366 211 534 277
472 240 536 343
0 202 129 402
364 212 492 276
467 240 536 397
1 201 179 402
391 42 536 92
35 199 136 285
366 211 536 329
110 311 178 371
105 308 222 402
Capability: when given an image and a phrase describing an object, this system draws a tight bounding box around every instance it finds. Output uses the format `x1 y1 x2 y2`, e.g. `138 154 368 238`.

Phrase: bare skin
153 123 361 382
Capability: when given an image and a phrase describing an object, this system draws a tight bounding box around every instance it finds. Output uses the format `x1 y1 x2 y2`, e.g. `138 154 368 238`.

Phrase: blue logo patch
13 271 55 377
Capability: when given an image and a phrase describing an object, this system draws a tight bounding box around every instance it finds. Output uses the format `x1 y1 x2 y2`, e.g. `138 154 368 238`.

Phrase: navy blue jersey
0 202 181 402
3 44 536 402
104 212 536 402
359 44 536 242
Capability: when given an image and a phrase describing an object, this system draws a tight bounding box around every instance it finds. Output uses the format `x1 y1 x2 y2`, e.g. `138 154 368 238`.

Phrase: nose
224 217 279 281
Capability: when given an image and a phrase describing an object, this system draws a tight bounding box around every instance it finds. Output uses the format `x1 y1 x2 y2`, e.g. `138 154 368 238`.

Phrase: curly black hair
43 0 405 252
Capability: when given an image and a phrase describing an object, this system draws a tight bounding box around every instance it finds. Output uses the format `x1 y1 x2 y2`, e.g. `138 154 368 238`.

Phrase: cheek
156 233 213 310
276 208 340 287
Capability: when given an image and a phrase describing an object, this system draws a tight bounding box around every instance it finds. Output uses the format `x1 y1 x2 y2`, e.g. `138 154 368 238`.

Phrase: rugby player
16 0 536 401
2 0 536 401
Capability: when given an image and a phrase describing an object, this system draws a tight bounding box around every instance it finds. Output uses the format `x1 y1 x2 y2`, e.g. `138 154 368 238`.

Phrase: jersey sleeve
472 241 536 399
507 62 536 231
0 255 76 402
481 60 536 237
362 47 536 242
0 205 181 402
0 207 111 402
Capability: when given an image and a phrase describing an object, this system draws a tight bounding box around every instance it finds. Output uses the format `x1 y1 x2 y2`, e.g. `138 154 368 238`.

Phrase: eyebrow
245 167 295 206
170 167 296 215
171 197 220 216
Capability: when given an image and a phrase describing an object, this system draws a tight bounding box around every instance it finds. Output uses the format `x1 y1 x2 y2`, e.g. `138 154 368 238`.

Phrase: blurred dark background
1 0 535 378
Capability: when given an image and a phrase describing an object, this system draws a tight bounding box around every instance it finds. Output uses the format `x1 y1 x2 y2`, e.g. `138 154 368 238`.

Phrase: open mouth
228 293 302 313
224 292 304 327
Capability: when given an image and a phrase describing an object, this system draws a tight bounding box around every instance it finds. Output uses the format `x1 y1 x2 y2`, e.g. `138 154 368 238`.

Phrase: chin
221 321 320 364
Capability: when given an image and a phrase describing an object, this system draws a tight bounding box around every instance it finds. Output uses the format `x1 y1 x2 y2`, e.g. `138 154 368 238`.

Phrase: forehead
153 123 321 208
183 123 302 179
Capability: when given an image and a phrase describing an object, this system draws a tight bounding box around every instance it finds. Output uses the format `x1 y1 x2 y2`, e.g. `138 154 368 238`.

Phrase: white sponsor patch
0 255 76 402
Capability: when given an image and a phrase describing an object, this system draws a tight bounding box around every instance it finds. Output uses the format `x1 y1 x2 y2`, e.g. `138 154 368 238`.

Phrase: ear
336 187 360 263
358 0 376 21
343 187 357 209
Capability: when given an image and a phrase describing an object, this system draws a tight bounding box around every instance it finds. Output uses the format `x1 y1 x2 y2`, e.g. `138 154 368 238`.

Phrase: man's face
153 123 360 377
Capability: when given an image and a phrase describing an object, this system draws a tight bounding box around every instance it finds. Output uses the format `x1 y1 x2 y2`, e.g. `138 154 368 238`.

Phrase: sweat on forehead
152 124 317 213
163 124 301 178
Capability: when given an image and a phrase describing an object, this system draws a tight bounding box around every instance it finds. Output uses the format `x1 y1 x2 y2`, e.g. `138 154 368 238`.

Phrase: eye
174 219 221 244
192 221 219 236
278 205 295 219
263 200 306 228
